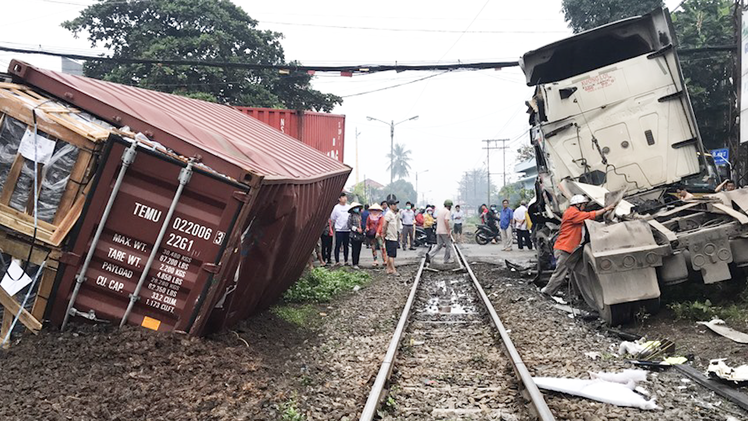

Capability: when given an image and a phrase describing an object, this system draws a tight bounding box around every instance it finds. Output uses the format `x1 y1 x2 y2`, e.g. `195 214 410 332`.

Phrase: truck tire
534 226 554 272
571 261 636 326
572 264 662 325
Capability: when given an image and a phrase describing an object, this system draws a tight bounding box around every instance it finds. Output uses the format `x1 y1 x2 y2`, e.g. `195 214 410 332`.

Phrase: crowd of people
477 200 533 252
314 192 469 275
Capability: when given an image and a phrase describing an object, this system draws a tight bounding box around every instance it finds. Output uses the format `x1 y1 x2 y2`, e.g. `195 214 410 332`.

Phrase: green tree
561 0 663 33
516 145 535 162
376 179 416 205
386 143 412 180
63 0 341 111
499 184 536 208
672 0 734 150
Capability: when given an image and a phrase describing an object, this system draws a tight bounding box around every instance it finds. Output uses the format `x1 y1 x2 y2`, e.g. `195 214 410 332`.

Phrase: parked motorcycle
413 226 429 247
474 224 500 245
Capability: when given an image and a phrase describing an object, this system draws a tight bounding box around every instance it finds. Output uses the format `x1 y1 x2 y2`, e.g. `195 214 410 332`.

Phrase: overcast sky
0 0 680 206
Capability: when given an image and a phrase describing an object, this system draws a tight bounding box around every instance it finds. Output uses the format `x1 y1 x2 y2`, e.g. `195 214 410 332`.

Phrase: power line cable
260 20 569 34
0 45 520 73
341 71 449 98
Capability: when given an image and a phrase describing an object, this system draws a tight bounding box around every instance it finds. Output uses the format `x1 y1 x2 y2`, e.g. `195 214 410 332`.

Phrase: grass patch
279 398 305 421
283 267 370 303
668 299 748 323
271 304 318 327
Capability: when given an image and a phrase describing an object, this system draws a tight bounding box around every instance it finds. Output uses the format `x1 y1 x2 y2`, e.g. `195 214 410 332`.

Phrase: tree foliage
561 0 664 33
62 0 341 111
376 179 416 205
499 184 535 208
672 0 734 149
516 145 535 163
387 143 412 180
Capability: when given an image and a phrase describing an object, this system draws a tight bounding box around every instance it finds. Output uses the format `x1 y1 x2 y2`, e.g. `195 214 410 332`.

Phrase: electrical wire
0 45 520 73
260 20 569 35
341 71 449 98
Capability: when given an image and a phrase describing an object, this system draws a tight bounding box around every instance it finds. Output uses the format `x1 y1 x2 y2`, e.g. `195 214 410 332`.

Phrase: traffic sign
711 148 729 166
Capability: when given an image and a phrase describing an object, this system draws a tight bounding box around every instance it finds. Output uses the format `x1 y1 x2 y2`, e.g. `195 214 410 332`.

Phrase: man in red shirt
541 195 613 296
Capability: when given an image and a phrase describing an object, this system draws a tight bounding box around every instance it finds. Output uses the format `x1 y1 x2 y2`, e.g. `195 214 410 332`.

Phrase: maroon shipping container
234 107 345 163
50 137 248 332
9 60 351 335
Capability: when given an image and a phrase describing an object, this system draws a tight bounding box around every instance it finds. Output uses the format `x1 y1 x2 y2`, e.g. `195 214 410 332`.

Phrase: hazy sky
0 0 681 205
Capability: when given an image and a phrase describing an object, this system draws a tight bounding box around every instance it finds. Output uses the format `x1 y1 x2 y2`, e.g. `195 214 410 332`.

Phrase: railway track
360 244 554 421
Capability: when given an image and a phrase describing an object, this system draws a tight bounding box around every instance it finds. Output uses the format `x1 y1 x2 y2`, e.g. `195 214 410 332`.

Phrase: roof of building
515 158 537 173
8 60 349 183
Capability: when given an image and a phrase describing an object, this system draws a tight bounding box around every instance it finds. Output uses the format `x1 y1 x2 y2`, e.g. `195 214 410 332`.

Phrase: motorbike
474 223 500 245
413 226 429 247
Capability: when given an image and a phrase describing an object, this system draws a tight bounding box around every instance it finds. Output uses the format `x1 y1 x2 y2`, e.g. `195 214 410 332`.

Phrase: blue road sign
711 148 729 166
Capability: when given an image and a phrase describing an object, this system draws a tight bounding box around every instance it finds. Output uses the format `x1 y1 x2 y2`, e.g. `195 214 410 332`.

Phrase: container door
50 137 247 332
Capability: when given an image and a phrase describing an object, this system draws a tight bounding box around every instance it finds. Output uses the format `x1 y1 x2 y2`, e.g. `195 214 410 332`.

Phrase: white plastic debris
698 319 748 344
534 370 658 410
706 359 748 383
590 369 648 385
584 352 602 360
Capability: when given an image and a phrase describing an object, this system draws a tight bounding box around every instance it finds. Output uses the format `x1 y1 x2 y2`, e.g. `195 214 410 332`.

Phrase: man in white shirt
427 199 453 264
451 204 464 244
513 200 532 250
400 201 416 250
330 192 351 265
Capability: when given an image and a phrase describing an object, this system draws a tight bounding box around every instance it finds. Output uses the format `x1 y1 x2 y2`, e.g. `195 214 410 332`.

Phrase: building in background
514 159 537 191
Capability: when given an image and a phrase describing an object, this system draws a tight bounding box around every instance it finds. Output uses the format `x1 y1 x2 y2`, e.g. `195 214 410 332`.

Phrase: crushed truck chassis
562 189 748 325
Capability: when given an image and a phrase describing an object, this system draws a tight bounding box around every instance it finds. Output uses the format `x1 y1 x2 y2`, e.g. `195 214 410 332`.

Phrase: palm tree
387 143 412 180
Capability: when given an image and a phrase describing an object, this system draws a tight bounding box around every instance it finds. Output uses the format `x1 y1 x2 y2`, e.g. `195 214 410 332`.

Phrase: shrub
283 267 370 303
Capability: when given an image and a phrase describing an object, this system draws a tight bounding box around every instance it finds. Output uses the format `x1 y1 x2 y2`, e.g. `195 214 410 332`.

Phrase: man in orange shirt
541 195 614 296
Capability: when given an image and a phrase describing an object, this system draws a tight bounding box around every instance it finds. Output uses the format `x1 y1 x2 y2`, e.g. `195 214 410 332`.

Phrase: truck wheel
571 262 634 326
534 227 553 272
475 232 489 245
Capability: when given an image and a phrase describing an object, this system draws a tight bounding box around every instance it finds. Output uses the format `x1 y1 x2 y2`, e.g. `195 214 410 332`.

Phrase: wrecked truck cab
521 8 742 325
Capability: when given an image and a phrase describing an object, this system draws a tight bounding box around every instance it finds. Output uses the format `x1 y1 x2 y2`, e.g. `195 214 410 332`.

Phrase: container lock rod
119 161 193 327
62 141 139 330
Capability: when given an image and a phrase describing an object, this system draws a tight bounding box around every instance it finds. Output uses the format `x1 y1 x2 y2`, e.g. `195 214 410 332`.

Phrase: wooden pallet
0 83 112 346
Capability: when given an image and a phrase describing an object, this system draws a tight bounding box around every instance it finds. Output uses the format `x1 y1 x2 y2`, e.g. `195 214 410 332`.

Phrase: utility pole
367 115 419 185
355 128 361 185
482 139 509 204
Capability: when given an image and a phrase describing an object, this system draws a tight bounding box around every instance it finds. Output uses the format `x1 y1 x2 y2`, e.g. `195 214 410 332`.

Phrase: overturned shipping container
233 107 345 163
9 60 350 335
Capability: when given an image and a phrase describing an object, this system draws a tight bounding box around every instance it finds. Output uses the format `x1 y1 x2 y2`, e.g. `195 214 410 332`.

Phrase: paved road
347 241 536 268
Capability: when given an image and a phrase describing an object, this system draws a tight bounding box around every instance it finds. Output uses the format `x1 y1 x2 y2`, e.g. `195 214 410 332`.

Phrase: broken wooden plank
0 153 24 205
0 231 53 266
674 364 748 412
53 148 92 225
1 310 12 348
31 266 57 321
0 286 42 334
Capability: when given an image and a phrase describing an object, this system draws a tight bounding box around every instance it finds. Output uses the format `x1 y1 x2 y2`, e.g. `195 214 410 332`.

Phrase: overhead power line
0 45 520 74
260 20 569 34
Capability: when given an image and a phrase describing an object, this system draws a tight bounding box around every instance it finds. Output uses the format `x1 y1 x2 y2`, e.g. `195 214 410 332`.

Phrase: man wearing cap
542 195 614 296
330 192 351 266
381 194 400 275
427 200 453 264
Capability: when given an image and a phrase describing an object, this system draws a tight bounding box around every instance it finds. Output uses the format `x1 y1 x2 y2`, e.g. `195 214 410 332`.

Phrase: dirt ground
1 261 747 420
0 266 415 421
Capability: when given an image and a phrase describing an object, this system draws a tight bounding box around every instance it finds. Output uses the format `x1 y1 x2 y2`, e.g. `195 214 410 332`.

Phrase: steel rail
453 244 555 421
359 256 426 421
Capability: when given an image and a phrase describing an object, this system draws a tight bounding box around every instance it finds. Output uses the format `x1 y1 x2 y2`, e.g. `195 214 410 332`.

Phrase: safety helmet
570 194 589 206
444 199 453 207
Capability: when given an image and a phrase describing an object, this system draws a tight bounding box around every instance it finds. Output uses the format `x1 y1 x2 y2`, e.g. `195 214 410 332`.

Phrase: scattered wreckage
521 7 747 324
